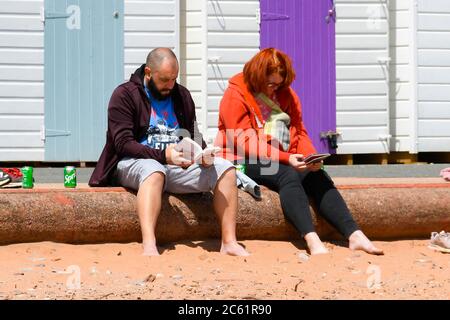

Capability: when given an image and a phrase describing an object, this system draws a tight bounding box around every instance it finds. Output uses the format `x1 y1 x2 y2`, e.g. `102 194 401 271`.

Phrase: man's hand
201 154 215 168
200 146 221 168
165 145 193 169
289 154 308 172
307 161 323 172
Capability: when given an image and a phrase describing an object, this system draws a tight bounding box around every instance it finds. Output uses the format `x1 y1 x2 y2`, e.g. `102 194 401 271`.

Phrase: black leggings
246 163 359 239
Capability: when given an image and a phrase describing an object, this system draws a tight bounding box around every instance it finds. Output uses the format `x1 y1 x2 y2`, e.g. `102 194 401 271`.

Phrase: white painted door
206 0 260 142
0 0 44 161
335 0 391 154
179 0 207 135
124 0 180 81
417 0 450 152
389 0 415 153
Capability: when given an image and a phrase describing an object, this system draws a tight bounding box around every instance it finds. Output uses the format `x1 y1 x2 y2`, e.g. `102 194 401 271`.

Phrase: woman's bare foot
220 242 250 256
305 232 329 255
142 242 160 256
349 230 384 255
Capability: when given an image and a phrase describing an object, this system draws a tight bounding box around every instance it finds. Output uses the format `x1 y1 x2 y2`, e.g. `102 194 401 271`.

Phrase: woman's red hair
243 48 296 93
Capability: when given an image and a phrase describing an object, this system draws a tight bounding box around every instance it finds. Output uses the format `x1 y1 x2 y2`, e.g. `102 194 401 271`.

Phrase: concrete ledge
0 181 449 244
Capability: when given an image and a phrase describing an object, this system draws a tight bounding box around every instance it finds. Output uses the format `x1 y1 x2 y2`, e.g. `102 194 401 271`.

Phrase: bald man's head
146 48 179 71
144 48 179 100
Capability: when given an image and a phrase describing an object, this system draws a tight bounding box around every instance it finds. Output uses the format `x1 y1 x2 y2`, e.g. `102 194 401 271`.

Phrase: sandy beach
0 239 448 300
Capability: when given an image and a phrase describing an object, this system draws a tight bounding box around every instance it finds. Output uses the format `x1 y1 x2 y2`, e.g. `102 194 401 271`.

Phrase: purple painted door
260 0 337 153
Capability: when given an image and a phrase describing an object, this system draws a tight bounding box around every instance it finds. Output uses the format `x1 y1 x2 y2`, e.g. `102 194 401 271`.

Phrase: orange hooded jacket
215 73 317 164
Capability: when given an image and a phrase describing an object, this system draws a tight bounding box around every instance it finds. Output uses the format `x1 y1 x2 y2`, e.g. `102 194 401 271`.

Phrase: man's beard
149 78 172 101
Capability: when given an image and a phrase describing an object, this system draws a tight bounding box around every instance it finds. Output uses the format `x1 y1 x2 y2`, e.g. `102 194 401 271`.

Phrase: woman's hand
307 161 323 172
289 154 308 172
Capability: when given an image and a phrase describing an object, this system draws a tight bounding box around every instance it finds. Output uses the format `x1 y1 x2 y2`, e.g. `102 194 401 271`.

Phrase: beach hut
0 0 448 162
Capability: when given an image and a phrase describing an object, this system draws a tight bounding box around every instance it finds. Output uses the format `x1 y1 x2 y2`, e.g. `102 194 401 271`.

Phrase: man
89 48 249 257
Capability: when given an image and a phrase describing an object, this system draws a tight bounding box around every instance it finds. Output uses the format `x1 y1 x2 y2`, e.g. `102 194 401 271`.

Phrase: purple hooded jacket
89 64 206 187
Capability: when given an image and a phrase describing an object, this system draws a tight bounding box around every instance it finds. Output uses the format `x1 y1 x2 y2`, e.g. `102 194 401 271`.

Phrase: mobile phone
304 153 330 165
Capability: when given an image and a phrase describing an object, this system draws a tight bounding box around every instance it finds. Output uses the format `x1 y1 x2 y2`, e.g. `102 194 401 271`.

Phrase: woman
215 48 383 255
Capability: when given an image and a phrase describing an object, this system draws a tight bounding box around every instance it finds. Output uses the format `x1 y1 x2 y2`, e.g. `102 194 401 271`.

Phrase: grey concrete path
30 163 450 184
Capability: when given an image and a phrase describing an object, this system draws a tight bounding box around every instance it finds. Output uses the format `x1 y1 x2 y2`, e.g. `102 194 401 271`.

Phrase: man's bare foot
142 242 160 256
305 232 329 255
220 242 250 256
349 230 384 255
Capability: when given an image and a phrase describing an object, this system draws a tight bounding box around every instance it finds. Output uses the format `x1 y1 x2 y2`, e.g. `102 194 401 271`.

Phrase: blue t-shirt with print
141 84 180 150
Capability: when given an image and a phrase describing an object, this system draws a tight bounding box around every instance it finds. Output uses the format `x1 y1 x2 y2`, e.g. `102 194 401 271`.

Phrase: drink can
64 166 77 188
21 166 34 189
235 164 247 175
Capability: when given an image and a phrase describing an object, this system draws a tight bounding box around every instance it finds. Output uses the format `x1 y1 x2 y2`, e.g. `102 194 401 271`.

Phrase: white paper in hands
175 137 221 163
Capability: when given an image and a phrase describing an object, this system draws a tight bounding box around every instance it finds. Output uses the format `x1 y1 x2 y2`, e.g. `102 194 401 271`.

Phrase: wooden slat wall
0 0 45 161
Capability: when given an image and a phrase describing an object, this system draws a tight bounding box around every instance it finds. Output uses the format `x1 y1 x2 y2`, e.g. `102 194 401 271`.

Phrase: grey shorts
115 157 235 194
